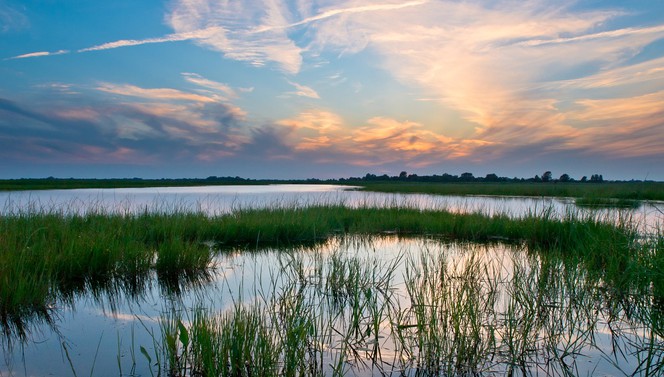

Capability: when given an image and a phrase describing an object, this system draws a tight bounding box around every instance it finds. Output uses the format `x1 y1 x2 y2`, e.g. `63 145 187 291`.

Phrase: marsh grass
359 181 664 201
0 204 653 338
575 196 642 209
1 200 663 375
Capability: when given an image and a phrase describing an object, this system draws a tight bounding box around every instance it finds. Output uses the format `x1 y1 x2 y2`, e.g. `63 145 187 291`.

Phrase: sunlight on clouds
97 83 218 103
276 110 492 166
302 0 664 160
277 110 343 133
182 72 238 99
572 91 664 122
54 108 99 121
286 80 321 99
552 56 664 90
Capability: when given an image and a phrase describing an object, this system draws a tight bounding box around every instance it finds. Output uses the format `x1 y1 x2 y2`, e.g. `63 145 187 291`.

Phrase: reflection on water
2 236 662 376
1 184 662 233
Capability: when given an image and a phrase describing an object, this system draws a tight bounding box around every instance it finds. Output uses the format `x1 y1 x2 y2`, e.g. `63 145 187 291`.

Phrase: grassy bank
359 181 664 201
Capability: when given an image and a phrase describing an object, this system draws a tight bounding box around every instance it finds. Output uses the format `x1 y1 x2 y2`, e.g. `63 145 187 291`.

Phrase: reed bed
0 204 652 333
0 201 662 375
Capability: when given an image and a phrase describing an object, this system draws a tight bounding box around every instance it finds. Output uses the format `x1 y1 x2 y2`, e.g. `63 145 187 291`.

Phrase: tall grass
0 203 651 338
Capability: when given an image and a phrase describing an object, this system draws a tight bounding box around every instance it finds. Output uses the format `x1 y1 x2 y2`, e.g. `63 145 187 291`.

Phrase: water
2 236 661 376
1 184 662 232
1 185 662 375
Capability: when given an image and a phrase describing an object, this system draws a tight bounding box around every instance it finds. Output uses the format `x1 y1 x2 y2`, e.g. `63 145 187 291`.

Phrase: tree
399 171 408 180
460 172 474 181
542 171 552 182
559 173 570 182
581 176 587 182
485 173 499 182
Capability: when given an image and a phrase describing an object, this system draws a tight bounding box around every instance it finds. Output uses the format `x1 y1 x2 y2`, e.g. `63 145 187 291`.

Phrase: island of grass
2 175 663 204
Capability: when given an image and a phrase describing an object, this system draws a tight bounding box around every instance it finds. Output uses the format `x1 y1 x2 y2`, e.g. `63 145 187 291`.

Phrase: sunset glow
1 1 663 179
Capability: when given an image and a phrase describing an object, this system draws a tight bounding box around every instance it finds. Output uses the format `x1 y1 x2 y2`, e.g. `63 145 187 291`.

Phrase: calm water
2 236 661 376
1 184 662 233
1 185 662 376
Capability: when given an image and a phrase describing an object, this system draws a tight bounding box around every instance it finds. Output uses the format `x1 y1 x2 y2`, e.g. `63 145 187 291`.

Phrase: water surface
1 184 661 233
2 236 661 376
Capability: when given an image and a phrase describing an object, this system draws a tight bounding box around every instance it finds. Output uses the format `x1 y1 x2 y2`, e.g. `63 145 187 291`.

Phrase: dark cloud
238 126 294 159
0 96 249 167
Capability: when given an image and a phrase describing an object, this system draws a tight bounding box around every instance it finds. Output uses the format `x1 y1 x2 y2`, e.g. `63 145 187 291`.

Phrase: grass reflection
149 237 662 376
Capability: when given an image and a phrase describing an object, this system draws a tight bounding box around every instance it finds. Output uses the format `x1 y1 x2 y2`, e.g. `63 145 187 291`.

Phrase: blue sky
1 0 663 180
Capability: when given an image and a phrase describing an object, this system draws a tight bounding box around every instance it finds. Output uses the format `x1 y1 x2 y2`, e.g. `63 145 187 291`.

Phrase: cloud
6 49 69 60
0 3 28 33
0 80 251 166
166 0 304 74
182 73 238 99
286 80 320 99
96 83 219 103
273 110 491 167
253 0 430 33
515 24 664 47
296 0 664 162
78 27 222 52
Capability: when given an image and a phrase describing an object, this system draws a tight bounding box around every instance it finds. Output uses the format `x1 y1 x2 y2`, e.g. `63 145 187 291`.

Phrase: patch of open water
2 236 661 376
0 184 662 233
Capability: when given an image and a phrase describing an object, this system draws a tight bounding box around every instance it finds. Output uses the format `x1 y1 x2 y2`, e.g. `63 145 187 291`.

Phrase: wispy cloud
0 3 29 33
6 49 68 60
286 80 320 99
182 72 237 99
167 0 303 74
6 26 222 60
252 0 430 33
516 24 664 47
78 27 222 52
96 83 218 103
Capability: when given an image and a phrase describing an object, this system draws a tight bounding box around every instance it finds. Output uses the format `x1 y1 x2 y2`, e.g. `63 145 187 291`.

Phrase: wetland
0 185 662 376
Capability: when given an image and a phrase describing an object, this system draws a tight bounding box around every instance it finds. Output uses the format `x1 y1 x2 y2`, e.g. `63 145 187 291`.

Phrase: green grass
0 204 660 342
358 181 664 201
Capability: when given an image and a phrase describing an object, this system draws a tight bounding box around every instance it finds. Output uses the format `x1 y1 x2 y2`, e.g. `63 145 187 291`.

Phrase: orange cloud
276 111 493 167
97 83 217 103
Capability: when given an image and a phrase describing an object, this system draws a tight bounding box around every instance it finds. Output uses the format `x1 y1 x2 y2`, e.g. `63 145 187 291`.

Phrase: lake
1 185 662 376
1 184 662 233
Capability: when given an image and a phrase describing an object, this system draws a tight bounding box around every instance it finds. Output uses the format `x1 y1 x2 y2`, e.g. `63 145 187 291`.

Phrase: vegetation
150 239 664 376
2 174 663 204
1 198 662 375
0 204 658 336
358 181 664 201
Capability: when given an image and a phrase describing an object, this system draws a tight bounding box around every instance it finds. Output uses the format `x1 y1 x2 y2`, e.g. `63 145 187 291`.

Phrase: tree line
336 171 610 183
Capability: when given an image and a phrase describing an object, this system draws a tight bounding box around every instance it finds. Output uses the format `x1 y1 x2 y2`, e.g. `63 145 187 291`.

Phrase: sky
1 0 663 180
